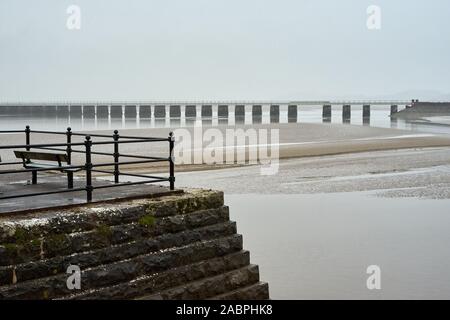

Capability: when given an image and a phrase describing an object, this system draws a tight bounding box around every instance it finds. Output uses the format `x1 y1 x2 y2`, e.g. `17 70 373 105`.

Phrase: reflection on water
226 192 450 299
1 105 450 135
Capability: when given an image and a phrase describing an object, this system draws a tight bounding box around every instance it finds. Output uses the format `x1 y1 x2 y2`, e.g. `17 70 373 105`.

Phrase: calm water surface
2 105 450 135
225 192 450 299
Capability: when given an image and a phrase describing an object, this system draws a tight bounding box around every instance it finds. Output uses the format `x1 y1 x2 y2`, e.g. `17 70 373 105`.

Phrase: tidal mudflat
171 147 450 299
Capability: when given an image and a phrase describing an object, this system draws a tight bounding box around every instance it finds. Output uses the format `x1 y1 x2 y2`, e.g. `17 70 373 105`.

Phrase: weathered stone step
0 221 237 285
0 235 242 300
0 206 230 266
0 189 224 244
62 250 251 300
137 264 261 300
207 282 270 300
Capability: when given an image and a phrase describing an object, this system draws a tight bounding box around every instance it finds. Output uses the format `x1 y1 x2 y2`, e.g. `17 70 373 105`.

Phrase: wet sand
1 123 450 174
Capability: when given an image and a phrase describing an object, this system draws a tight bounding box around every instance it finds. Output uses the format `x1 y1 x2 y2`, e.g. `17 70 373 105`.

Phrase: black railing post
169 131 175 190
113 130 120 183
66 127 73 189
25 125 31 151
84 135 93 202
25 125 37 184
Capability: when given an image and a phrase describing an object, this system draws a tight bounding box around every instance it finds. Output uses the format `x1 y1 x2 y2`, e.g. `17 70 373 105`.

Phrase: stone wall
0 189 269 300
391 102 450 119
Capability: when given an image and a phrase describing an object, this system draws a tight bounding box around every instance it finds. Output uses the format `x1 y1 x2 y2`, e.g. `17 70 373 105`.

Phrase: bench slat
14 151 68 163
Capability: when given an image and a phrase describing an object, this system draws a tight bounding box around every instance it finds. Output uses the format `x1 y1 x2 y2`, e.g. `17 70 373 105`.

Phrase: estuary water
1 105 450 135
226 193 450 300
169 150 450 300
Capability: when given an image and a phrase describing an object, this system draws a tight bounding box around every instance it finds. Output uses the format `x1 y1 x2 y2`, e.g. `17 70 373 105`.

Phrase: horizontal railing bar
0 187 86 201
0 130 25 133
0 138 167 150
92 179 170 190
28 130 68 135
118 154 168 160
0 142 85 149
91 159 169 168
92 169 169 180
91 169 115 175
32 146 111 157
91 139 168 145
116 135 170 141
29 130 168 141
115 171 169 180
33 146 69 153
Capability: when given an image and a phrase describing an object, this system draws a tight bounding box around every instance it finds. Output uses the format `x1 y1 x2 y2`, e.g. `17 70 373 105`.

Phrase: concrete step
0 190 224 244
0 235 242 300
0 206 229 266
137 264 261 300
207 282 269 300
62 250 251 300
0 221 237 285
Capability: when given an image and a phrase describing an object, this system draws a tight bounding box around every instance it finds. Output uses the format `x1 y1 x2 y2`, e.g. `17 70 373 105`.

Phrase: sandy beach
1 122 450 175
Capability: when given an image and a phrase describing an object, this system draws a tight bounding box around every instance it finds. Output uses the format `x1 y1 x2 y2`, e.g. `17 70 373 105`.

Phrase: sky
0 0 449 102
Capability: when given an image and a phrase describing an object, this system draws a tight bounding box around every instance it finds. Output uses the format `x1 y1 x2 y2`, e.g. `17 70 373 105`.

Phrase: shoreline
2 122 450 175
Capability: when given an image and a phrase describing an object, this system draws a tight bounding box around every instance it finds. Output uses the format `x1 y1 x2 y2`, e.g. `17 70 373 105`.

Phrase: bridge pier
234 105 244 122
110 105 122 118
288 105 298 123
252 105 262 124
270 105 280 123
185 105 196 118
154 105 166 118
140 105 151 118
390 105 398 115
218 105 228 118
125 105 136 119
170 105 181 118
322 104 332 120
363 105 370 119
97 105 108 118
202 105 212 118
342 105 351 122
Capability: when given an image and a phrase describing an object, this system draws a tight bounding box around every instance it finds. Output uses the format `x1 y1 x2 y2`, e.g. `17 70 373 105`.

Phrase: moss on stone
3 243 19 257
45 233 69 253
96 224 113 240
138 214 155 228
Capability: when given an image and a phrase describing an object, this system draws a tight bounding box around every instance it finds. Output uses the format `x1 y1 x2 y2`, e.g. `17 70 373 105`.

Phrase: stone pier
363 105 371 119
218 105 228 118
342 105 351 121
170 105 181 118
140 105 151 118
154 105 166 118
0 189 269 300
235 105 245 120
125 105 137 119
322 104 332 120
270 105 280 123
390 105 398 115
201 105 212 118
288 105 298 122
185 105 196 118
97 105 108 118
110 105 122 118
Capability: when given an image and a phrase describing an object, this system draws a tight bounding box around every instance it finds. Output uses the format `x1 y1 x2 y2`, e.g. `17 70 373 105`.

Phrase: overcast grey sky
0 0 449 101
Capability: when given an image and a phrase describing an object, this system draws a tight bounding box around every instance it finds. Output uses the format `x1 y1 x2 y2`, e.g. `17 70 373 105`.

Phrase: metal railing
0 126 175 202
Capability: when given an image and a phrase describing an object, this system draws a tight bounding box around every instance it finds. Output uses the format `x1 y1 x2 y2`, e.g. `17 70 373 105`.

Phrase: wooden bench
14 151 79 189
